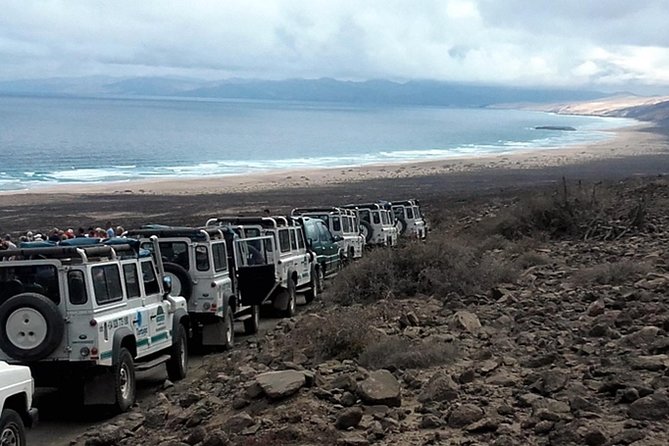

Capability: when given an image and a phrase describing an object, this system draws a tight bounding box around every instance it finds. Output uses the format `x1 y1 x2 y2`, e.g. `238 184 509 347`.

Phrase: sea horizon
0 94 636 192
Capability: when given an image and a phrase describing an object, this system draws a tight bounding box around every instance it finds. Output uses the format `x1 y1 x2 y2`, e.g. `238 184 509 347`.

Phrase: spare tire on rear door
163 262 192 301
0 292 64 362
396 217 407 235
359 221 374 243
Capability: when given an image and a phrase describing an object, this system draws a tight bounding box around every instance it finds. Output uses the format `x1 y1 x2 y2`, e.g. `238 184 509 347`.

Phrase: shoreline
1 122 665 198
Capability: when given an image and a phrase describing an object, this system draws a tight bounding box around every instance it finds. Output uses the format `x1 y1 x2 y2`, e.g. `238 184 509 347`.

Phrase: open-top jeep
341 203 399 247
390 199 427 239
125 225 275 348
0 237 189 413
1 361 37 446
291 207 364 262
206 216 319 311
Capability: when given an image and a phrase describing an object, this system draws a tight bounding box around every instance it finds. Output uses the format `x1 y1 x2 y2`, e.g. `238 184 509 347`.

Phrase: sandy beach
0 122 668 234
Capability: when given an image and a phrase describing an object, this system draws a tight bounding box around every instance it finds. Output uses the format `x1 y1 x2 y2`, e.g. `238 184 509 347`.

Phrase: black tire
0 293 64 361
113 348 136 413
163 262 192 301
243 305 260 335
223 309 235 349
166 323 188 381
359 221 374 243
304 267 319 304
396 217 407 235
281 280 297 318
0 409 26 446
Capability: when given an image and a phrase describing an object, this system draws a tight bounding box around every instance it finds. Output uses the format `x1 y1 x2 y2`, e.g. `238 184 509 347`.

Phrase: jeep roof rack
291 206 356 216
126 225 226 242
342 203 391 211
206 215 298 229
0 243 138 263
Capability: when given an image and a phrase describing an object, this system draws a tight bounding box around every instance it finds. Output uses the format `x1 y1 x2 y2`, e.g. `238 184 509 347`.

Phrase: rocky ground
76 179 669 446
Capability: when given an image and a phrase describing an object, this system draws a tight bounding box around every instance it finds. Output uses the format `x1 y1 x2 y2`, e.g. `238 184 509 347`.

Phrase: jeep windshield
0 264 60 304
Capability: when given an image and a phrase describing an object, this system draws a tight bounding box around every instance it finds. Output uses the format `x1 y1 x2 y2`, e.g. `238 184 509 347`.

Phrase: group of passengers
0 221 126 250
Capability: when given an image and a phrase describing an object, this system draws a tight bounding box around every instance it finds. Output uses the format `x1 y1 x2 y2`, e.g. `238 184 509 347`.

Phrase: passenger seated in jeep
247 241 265 265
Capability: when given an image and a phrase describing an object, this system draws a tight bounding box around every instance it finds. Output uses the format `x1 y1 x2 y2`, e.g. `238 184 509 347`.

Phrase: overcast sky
2 0 669 92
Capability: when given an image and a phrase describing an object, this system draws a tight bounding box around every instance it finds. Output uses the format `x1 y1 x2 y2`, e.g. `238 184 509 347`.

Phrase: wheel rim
1 423 20 446
119 362 132 401
6 307 48 350
166 272 182 296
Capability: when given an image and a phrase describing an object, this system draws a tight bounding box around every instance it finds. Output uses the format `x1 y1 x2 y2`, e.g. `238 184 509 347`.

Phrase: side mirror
333 235 344 242
162 275 173 296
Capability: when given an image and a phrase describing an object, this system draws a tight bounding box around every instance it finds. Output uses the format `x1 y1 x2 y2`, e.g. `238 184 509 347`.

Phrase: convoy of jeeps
0 198 426 438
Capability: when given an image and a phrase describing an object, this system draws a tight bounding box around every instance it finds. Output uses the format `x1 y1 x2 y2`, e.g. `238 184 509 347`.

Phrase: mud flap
201 318 227 346
83 370 116 405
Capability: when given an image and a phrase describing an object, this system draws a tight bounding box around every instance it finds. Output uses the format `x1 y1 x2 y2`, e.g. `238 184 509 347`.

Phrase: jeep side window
141 261 160 295
414 206 421 218
68 270 87 305
212 243 227 272
278 229 291 253
296 230 305 249
195 246 210 271
289 229 298 250
159 241 189 270
372 211 381 225
332 216 341 232
359 210 370 223
342 217 351 233
381 212 389 225
123 264 141 298
406 207 414 219
92 264 123 305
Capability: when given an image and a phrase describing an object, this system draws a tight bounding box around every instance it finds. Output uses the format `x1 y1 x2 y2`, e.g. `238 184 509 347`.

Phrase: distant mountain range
0 76 610 107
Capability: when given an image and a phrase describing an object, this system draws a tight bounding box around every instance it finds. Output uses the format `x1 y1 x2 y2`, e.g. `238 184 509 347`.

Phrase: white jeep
390 199 427 239
206 216 319 313
0 237 189 413
291 207 364 262
1 361 37 446
342 203 399 247
126 226 275 348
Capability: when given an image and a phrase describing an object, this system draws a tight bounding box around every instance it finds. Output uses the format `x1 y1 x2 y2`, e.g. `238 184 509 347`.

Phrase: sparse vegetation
359 336 460 370
572 260 652 286
329 235 519 305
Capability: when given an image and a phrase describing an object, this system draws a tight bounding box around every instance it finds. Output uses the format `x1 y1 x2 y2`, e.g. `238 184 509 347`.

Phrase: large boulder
448 404 484 427
449 311 481 334
417 371 459 403
357 369 401 407
255 370 306 399
628 393 669 420
335 407 364 429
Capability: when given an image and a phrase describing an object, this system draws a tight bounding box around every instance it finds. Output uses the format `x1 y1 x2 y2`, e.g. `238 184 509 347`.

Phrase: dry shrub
572 261 652 286
286 306 383 361
329 235 519 305
516 251 551 269
359 336 460 370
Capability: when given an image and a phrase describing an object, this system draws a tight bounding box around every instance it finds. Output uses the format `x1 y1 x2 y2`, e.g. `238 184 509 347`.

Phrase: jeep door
234 236 277 306
315 221 341 276
139 259 171 353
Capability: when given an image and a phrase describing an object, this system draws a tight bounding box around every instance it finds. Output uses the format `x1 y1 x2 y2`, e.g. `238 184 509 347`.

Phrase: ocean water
0 95 635 191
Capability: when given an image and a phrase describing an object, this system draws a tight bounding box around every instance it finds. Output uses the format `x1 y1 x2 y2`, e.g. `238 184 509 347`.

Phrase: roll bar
0 243 134 261
206 215 298 229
